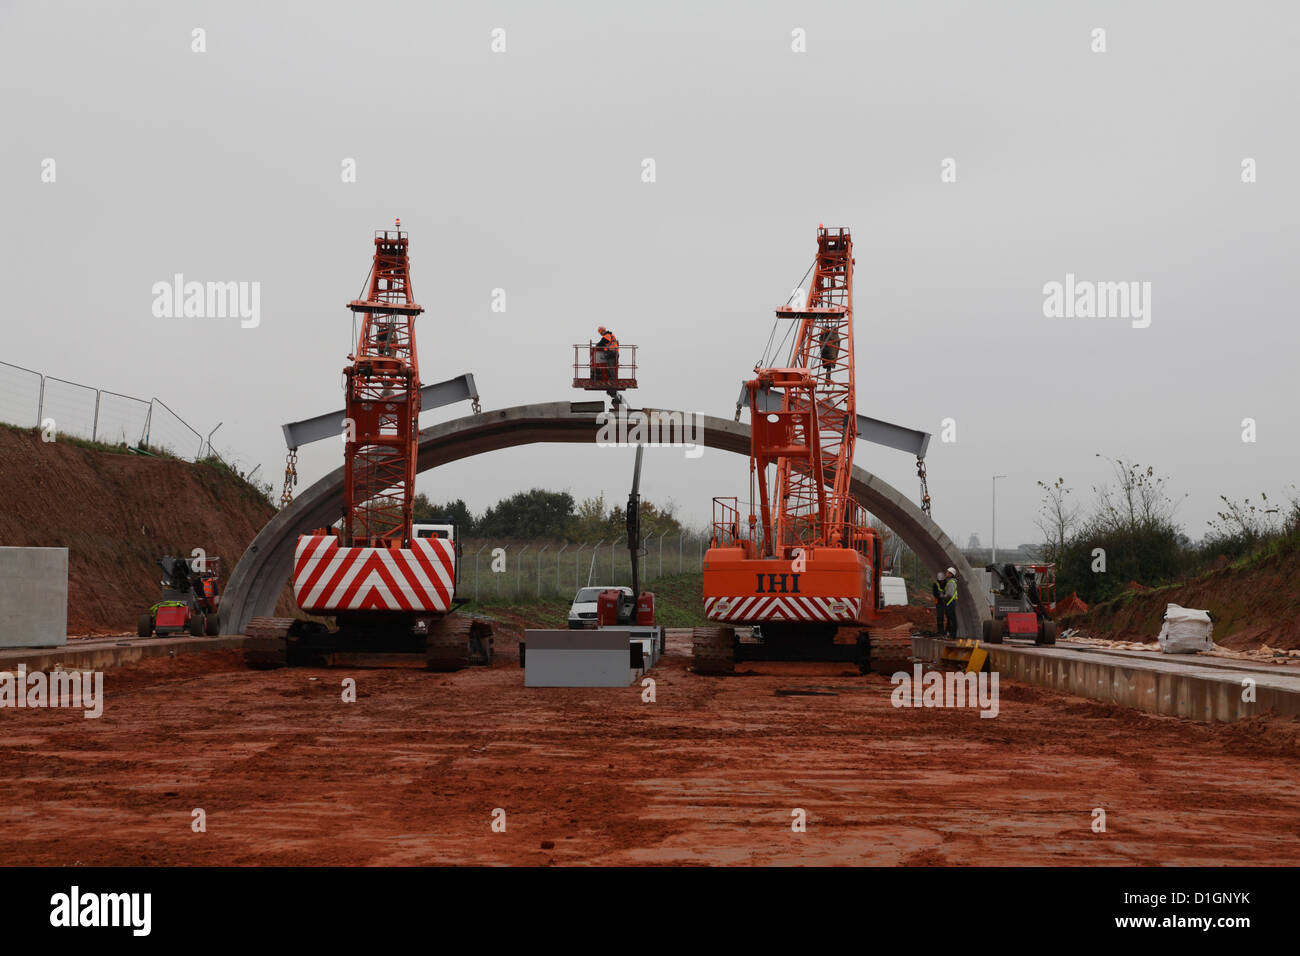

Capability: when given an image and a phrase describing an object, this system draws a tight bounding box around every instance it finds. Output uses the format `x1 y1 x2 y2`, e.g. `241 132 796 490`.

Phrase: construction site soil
1 628 1297 866
0 426 285 634
4 429 1299 865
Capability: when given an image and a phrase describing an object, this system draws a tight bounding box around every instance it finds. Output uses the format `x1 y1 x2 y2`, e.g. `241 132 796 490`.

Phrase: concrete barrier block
0 547 68 648
524 629 635 687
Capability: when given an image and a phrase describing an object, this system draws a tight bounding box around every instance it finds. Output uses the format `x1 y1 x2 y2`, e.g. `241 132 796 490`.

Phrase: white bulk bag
1157 604 1213 654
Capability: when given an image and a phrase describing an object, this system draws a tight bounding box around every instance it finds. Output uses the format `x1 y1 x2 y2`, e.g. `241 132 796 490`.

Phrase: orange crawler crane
693 226 910 675
244 224 491 669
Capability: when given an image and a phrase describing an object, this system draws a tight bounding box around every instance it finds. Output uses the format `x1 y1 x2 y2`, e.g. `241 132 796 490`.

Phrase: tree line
1036 456 1300 604
412 488 690 543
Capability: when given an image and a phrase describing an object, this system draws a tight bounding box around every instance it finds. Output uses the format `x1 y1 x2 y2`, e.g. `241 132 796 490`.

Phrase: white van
879 575 908 608
568 585 633 628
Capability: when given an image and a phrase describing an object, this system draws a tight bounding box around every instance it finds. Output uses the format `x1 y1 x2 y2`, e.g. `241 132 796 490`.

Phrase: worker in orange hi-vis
595 325 619 383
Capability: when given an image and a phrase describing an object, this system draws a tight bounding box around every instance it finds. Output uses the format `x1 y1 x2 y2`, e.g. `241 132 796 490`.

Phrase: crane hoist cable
748 240 936 521
350 263 375 355
755 259 815 371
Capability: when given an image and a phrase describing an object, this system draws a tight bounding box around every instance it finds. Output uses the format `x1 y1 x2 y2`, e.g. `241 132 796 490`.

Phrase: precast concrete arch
222 402 988 637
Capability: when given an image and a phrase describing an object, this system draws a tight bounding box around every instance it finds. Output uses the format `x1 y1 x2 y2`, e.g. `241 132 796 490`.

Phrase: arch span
222 402 988 638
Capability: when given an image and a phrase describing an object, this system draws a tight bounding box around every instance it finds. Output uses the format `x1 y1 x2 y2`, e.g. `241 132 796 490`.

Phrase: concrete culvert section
221 402 988 638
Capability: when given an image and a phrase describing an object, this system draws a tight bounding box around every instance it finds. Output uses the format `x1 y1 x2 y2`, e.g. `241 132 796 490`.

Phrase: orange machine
693 226 910 675
244 224 492 670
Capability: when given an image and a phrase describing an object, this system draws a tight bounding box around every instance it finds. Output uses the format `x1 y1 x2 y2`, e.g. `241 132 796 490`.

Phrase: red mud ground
1 630 1298 866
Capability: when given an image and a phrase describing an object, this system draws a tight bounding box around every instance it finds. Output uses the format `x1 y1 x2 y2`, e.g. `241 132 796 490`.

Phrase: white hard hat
947 567 956 576
935 572 944 582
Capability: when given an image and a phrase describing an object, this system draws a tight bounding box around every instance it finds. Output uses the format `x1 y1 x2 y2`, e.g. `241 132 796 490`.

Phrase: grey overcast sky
2 0 1296 551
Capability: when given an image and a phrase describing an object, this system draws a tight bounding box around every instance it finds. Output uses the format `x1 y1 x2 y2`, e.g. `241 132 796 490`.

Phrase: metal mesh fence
460 533 711 602
0 361 41 428
95 390 151 447
144 398 205 459
40 377 97 439
0 360 219 463
457 532 932 604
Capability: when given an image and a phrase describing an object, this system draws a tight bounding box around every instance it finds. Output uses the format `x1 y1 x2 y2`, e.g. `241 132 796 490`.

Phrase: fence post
37 376 45 428
92 390 101 442
659 530 668 577
473 544 486 602
516 545 529 597
206 422 223 459
611 536 623 586
497 545 510 599
556 544 568 595
575 544 587 590
537 545 548 597
588 540 604 587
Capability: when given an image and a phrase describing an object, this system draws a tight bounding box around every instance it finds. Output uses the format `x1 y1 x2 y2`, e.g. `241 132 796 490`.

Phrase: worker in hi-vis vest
941 567 959 638
595 325 619 383
931 571 945 635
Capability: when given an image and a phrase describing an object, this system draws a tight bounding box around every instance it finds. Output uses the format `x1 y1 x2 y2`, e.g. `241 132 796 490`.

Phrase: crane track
427 616 495 671
690 623 914 675
691 626 736 675
242 616 297 669
864 630 913 675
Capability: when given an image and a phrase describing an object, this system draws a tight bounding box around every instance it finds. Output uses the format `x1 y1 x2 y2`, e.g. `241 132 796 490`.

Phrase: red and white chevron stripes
292 535 455 613
704 595 861 622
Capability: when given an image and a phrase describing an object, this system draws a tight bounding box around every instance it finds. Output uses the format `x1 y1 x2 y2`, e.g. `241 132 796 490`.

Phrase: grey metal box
524 629 637 687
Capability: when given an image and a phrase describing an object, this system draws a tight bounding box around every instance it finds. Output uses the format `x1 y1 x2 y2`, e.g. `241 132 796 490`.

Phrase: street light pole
992 475 1007 565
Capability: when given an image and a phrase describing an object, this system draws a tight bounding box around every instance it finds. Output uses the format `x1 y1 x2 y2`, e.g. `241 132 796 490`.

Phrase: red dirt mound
1054 592 1089 616
0 426 276 634
1059 548 1300 651
875 603 938 629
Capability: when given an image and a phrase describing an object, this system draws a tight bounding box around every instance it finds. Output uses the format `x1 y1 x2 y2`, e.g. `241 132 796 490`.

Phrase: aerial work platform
572 343 638 392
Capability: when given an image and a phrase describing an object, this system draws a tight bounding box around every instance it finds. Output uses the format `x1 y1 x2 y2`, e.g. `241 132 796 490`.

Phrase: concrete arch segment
222 402 988 638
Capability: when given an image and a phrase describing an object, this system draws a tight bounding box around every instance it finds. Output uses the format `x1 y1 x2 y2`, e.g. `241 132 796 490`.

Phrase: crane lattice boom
749 226 867 556
342 229 423 547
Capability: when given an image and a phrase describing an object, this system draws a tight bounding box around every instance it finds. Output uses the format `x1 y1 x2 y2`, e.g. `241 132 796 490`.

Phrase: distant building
967 533 982 550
